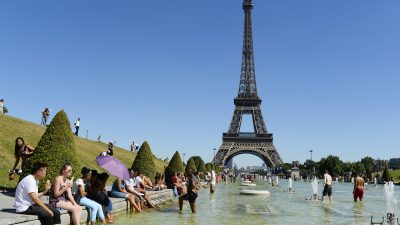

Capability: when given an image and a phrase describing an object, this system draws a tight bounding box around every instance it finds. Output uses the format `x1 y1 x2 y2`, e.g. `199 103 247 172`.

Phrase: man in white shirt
322 170 333 202
15 162 61 225
74 118 80 136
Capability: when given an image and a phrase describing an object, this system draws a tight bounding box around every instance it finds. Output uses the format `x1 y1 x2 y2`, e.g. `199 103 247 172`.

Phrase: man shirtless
353 174 364 202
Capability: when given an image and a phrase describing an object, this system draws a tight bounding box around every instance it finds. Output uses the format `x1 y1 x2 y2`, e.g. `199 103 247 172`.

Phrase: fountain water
372 181 399 225
268 176 272 184
275 176 279 187
288 177 293 192
384 181 397 223
374 177 378 186
311 177 318 200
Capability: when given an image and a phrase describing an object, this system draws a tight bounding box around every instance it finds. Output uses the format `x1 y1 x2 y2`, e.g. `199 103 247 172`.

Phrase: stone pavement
0 186 174 225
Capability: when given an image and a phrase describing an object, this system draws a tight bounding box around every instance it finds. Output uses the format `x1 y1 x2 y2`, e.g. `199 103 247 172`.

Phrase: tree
185 158 197 172
382 166 391 182
361 156 375 178
21 110 79 190
302 159 318 178
352 161 365 174
318 155 343 177
190 156 203 169
131 141 156 182
164 151 185 188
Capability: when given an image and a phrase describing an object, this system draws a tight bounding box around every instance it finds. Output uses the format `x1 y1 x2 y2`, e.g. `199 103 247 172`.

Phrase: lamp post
309 149 315 177
86 130 88 139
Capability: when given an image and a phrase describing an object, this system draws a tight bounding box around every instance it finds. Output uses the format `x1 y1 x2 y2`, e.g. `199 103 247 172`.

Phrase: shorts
322 184 332 196
182 192 198 203
353 187 364 201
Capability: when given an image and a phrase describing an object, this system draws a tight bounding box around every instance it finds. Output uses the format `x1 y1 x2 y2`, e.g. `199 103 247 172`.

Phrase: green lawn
390 169 400 183
0 114 168 189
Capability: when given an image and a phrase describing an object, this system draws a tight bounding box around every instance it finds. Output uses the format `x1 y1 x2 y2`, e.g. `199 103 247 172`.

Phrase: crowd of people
9 135 203 225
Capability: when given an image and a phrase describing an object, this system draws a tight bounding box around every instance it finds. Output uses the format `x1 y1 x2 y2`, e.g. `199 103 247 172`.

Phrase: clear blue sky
1 0 399 168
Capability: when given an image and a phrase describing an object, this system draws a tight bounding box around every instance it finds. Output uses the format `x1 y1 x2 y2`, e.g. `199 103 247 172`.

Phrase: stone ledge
4 189 173 225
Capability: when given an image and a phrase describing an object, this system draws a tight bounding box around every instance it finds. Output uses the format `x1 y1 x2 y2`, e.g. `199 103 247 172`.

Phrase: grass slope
0 114 167 188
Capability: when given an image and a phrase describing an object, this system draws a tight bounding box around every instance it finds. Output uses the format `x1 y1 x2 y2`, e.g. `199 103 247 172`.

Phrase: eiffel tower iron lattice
213 0 283 168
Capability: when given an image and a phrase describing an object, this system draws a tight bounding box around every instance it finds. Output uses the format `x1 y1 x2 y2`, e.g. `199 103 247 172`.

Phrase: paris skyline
1 0 399 168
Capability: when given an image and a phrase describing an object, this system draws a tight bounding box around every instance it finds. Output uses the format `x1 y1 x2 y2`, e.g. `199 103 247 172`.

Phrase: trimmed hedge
197 159 206 173
185 158 197 173
131 141 156 181
21 110 79 190
165 151 184 188
205 163 213 172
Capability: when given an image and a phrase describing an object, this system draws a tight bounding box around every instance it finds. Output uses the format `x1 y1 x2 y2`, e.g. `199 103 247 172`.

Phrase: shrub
21 110 79 190
164 151 184 188
197 159 206 173
185 158 197 173
205 163 213 172
131 141 156 182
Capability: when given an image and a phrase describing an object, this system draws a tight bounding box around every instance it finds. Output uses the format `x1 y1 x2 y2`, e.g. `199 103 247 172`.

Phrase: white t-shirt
135 176 143 188
75 120 80 127
210 172 216 186
126 177 137 188
72 178 85 195
14 175 38 213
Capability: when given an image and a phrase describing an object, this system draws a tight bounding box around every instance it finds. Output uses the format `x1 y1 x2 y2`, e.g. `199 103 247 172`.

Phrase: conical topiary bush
197 159 206 173
185 157 197 173
21 110 79 190
164 151 184 188
131 141 156 182
205 163 213 172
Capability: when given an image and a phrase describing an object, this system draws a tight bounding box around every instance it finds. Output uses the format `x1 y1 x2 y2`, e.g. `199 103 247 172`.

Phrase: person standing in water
353 174 364 202
210 170 216 193
322 170 333 202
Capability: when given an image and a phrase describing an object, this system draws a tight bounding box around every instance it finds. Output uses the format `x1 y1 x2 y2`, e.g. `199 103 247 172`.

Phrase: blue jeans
79 197 105 222
173 186 179 197
110 191 129 198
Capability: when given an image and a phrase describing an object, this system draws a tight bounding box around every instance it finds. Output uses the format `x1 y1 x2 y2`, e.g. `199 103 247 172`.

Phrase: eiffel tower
213 0 283 168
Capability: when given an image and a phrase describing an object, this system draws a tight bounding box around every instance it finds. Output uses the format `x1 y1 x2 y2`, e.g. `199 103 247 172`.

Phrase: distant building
290 161 300 180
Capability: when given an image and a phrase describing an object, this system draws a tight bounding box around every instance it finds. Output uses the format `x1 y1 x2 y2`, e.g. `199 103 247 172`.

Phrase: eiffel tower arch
213 0 283 168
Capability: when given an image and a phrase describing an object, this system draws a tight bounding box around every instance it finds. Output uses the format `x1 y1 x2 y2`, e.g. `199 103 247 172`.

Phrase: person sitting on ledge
154 172 166 190
86 171 114 223
72 167 106 225
49 163 82 225
14 162 61 225
130 171 156 208
110 178 142 212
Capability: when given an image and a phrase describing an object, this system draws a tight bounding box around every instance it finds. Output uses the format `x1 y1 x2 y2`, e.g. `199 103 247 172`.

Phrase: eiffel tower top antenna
238 0 258 99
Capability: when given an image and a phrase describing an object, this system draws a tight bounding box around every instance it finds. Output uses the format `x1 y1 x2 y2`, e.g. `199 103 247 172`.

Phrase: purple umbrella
95 156 130 180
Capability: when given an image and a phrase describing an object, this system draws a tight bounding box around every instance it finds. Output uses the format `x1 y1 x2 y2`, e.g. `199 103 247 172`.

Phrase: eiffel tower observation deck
213 0 283 168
